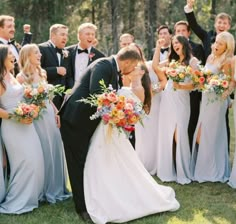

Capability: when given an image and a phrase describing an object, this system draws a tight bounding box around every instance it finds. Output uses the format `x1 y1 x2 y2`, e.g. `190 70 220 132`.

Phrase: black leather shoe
80 211 93 223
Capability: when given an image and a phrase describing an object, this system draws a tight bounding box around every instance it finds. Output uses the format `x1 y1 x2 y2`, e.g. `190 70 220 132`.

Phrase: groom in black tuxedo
39 24 72 109
59 46 141 221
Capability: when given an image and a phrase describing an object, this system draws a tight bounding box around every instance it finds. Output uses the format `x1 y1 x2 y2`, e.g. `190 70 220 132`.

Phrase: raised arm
152 39 168 90
184 0 210 50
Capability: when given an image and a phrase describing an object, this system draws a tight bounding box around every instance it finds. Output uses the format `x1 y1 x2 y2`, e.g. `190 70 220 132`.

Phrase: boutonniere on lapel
89 52 95 62
62 49 69 58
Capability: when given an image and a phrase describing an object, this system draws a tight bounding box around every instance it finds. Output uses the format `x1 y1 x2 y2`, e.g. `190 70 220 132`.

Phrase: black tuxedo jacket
38 41 72 89
185 11 216 59
189 40 205 65
60 56 121 135
66 45 105 88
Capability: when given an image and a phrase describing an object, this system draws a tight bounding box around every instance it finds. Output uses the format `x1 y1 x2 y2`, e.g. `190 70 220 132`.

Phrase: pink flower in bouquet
167 69 177 77
107 92 118 102
222 80 229 88
102 114 110 123
124 103 134 111
199 77 205 84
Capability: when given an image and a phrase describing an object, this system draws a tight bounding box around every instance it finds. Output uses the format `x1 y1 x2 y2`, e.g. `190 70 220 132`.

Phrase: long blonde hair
211 32 235 69
18 44 46 84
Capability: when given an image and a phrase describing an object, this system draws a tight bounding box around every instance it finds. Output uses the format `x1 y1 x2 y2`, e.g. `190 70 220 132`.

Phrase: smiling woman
191 31 235 183
152 35 198 185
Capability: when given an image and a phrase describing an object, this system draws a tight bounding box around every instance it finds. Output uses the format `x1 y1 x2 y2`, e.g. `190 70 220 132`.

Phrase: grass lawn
0 109 236 224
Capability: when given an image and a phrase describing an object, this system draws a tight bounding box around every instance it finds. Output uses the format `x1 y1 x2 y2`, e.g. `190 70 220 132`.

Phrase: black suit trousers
60 117 100 213
188 90 201 150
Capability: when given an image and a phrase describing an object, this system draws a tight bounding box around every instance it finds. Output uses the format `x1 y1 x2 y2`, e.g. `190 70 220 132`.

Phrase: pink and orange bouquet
166 60 193 84
203 72 231 96
10 102 40 121
23 81 65 108
80 80 145 136
191 66 213 90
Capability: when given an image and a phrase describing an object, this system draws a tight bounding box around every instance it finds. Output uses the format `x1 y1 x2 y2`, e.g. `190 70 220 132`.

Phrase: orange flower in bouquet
80 80 145 137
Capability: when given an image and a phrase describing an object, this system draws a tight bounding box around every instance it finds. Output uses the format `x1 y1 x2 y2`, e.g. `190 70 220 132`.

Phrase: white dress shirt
74 45 92 82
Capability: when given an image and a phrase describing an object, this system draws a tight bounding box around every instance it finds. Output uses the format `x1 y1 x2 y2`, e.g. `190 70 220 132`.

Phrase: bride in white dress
84 64 180 224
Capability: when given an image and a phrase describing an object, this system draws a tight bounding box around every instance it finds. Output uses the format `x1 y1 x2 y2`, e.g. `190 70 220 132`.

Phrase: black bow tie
55 47 63 54
160 47 169 54
8 40 15 45
78 48 88 54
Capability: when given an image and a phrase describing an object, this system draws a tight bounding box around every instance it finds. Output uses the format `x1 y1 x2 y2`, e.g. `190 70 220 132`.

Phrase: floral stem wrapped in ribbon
79 80 145 138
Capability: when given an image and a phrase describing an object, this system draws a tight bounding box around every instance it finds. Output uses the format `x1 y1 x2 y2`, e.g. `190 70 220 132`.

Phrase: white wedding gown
84 87 180 224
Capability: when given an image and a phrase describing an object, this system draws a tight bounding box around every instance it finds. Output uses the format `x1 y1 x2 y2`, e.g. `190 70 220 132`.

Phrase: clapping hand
187 0 195 9
156 38 165 49
23 24 31 33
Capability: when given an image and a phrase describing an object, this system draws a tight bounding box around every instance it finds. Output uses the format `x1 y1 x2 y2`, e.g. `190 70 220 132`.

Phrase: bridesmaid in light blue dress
17 44 71 203
152 35 199 184
191 32 234 183
0 45 44 214
228 56 236 188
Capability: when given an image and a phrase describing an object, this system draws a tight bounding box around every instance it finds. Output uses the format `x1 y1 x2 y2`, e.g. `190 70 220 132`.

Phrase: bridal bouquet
9 102 41 121
166 60 193 84
80 80 145 137
23 81 65 108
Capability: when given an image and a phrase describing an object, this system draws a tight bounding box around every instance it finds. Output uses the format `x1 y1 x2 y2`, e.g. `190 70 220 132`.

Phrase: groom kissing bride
59 46 180 224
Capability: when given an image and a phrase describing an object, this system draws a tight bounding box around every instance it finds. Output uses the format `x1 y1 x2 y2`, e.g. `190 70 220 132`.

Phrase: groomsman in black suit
174 20 205 150
184 0 232 59
184 0 233 151
0 15 32 75
66 22 105 87
39 24 72 109
156 25 172 61
59 47 141 221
